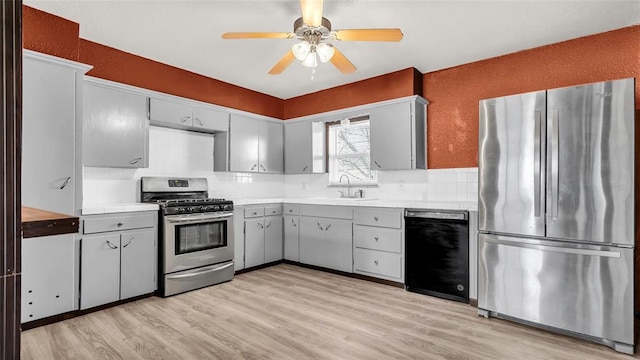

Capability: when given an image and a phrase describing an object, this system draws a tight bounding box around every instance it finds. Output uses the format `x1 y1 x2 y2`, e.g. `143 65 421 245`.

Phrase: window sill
327 184 379 188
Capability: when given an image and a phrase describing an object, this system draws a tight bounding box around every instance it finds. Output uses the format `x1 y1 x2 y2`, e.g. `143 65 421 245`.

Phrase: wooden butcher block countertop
21 207 79 238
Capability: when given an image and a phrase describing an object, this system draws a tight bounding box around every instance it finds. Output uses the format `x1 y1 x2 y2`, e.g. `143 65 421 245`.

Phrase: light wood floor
22 264 638 359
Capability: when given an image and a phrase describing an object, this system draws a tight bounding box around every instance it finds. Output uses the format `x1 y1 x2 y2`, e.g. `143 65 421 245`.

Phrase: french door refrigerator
477 78 635 354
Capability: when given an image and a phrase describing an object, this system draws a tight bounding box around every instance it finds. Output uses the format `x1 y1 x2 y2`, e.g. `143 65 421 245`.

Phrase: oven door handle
166 262 234 279
165 213 232 224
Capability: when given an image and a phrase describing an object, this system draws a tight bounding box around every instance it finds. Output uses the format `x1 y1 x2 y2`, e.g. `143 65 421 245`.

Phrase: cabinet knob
117 222 124 227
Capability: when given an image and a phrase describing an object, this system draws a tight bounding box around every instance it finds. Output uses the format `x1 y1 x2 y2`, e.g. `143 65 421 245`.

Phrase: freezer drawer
478 233 633 346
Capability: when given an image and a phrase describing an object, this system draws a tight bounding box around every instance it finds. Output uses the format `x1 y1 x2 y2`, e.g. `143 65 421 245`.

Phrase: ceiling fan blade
300 0 323 27
333 29 403 42
268 50 296 75
330 48 356 75
222 32 295 39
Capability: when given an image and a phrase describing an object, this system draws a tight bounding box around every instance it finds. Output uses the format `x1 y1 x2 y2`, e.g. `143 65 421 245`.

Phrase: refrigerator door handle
550 108 560 218
484 237 621 258
534 109 542 217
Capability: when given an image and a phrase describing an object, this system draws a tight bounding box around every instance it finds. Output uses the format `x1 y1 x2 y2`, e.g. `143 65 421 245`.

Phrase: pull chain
311 68 316 80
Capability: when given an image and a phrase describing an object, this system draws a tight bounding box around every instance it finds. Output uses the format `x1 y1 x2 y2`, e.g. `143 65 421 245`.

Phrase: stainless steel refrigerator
477 78 635 354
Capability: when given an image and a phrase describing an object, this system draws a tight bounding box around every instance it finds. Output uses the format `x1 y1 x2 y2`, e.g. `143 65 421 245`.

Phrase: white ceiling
25 0 640 99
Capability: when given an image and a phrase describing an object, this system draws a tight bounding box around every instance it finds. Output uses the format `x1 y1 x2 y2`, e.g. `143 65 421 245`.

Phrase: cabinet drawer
300 204 353 219
284 204 299 215
244 207 264 218
354 208 402 228
354 226 402 253
354 248 402 279
83 212 155 234
265 205 283 216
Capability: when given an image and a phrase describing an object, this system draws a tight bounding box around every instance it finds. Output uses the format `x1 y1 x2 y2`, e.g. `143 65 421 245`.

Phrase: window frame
325 116 378 186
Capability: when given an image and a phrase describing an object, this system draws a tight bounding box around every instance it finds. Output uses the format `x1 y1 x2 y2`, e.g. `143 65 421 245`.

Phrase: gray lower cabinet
80 212 157 310
22 53 89 215
243 205 284 268
218 114 283 173
353 208 404 282
284 204 300 261
369 97 428 170
149 97 228 133
21 234 77 323
299 205 353 273
83 81 150 168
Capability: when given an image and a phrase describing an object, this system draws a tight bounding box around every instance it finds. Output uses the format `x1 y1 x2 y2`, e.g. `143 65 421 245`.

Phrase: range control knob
200 206 208 212
177 207 186 213
212 205 220 211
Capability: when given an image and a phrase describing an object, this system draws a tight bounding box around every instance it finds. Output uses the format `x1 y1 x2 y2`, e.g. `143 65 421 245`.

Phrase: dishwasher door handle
405 210 467 220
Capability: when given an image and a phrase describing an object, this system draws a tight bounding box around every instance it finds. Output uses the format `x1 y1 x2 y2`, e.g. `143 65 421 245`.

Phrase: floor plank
21 264 638 359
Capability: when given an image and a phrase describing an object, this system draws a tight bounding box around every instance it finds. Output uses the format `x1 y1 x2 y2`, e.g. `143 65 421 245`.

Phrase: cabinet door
22 57 76 214
84 84 149 168
149 98 192 127
284 121 312 174
264 216 283 263
284 215 299 261
22 234 77 323
299 217 328 268
259 121 284 173
81 234 121 309
120 229 155 299
370 102 413 170
233 208 245 271
229 114 260 172
244 218 265 268
192 106 229 132
323 219 353 273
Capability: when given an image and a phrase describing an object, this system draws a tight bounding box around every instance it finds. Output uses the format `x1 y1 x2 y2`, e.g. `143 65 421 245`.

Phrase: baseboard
469 298 478 307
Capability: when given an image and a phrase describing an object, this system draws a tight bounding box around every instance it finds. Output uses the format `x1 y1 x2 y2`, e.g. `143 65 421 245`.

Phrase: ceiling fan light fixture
301 51 318 68
316 43 334 63
292 41 311 61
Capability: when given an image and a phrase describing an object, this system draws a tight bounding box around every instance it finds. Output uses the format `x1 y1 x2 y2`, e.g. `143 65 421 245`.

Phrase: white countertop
82 203 159 215
233 198 478 211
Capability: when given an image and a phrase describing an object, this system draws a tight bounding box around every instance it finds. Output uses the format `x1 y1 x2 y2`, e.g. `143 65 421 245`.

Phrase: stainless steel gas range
141 177 234 297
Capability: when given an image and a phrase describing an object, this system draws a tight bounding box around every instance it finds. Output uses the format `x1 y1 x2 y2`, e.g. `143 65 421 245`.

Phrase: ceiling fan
221 0 403 75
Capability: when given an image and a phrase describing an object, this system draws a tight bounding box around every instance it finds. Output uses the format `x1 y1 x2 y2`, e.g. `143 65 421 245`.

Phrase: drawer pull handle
374 236 379 241
374 260 379 266
251 164 257 171
122 237 134 248
180 115 190 123
129 157 142 165
60 176 72 189
106 241 118 249
117 222 124 227
194 117 203 126
317 222 324 231
325 224 332 231
302 165 309 172
265 221 272 229
374 216 379 222
258 223 264 229
291 218 297 227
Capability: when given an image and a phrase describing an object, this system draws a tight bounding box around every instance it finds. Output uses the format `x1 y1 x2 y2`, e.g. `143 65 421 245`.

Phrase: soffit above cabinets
25 0 640 99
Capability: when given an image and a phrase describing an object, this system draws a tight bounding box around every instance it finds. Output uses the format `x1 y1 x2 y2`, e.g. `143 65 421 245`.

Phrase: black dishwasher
405 209 469 303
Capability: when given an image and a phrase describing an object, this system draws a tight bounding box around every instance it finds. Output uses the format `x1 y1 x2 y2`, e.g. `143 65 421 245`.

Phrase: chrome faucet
339 174 351 198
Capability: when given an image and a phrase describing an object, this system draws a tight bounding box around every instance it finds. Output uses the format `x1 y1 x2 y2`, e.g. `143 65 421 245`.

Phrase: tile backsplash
83 126 478 205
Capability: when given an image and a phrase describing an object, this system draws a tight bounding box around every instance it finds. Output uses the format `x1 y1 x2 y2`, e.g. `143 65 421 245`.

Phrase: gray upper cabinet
22 53 90 215
149 98 228 133
222 113 283 173
369 98 427 170
284 120 327 174
284 121 312 174
84 82 149 168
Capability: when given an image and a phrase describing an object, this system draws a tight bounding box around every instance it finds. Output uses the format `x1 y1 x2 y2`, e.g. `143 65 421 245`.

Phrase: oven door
163 212 234 274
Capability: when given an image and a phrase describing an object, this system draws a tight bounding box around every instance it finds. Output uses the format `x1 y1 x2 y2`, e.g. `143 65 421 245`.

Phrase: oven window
175 221 227 254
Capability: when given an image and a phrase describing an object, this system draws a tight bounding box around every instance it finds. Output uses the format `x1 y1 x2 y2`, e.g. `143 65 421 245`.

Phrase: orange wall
283 68 422 119
22 6 283 119
424 25 640 169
